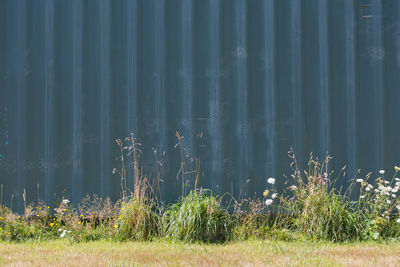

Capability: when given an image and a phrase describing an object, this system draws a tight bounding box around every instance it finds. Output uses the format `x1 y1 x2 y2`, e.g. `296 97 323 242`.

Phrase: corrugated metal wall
1 0 400 210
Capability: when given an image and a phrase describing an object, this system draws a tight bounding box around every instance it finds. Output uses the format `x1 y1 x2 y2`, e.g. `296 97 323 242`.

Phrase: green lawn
0 240 399 266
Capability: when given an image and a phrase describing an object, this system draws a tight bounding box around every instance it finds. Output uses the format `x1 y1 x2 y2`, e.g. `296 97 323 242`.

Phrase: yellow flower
114 224 118 228
263 189 269 197
17 216 20 219
49 222 54 227
78 221 81 225
80 214 83 217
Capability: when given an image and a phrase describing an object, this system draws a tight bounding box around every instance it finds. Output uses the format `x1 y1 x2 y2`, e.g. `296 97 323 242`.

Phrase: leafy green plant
281 151 364 242
164 189 231 243
116 197 158 241
353 167 400 240
231 198 273 240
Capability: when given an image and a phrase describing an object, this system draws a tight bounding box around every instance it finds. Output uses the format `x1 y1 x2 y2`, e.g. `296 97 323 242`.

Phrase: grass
2 134 400 265
164 189 231 243
0 240 400 266
2 133 400 254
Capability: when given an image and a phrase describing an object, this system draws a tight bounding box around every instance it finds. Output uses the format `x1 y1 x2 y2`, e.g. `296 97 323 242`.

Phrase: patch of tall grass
280 151 364 242
2 133 400 243
164 189 231 243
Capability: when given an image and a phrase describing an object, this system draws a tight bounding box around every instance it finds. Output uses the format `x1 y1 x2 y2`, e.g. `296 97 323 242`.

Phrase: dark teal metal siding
1 0 400 210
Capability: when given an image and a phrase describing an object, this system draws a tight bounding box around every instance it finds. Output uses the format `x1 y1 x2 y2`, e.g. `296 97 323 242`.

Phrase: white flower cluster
58 228 71 238
265 199 273 206
264 178 277 206
357 169 400 223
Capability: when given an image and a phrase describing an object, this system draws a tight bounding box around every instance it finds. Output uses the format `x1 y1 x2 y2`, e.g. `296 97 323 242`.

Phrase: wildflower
392 188 398 193
271 193 278 199
396 178 400 181
395 166 400 172
384 181 390 185
366 184 373 191
360 195 366 199
392 194 397 198
267 178 276 185
396 205 400 210
49 222 54 227
265 199 273 206
289 185 298 191
379 170 385 175
60 230 66 238
387 200 392 204
78 221 81 225
58 228 63 232
263 189 269 197
62 199 70 204
114 224 118 228
397 218 400 223
356 179 364 183
374 189 380 193
80 214 83 217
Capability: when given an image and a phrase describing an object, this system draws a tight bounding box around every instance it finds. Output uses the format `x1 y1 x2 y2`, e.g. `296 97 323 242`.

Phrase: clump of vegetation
353 168 400 240
165 189 231 243
3 133 400 244
116 197 158 241
280 151 363 242
231 198 272 240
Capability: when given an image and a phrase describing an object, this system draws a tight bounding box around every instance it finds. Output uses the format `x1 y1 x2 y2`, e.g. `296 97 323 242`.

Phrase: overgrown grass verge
2 134 400 244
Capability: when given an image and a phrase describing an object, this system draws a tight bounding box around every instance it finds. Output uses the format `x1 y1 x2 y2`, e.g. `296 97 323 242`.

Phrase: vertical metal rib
372 1 384 168
14 0 27 209
71 0 83 202
99 0 111 196
291 0 303 159
44 0 55 204
262 0 276 182
180 0 194 153
318 0 330 154
154 0 167 196
208 0 222 189
234 0 248 193
126 0 137 134
344 0 357 177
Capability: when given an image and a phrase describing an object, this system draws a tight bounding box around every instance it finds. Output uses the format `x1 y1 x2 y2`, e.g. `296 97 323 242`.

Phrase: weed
165 189 231 243
117 198 158 241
